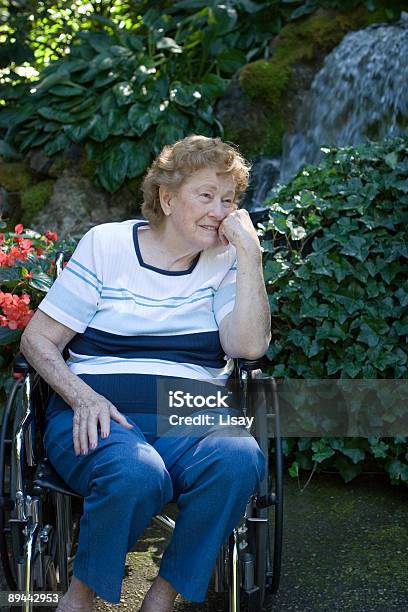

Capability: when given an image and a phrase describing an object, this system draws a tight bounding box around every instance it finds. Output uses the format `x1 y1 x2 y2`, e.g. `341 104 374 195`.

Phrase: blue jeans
44 408 266 603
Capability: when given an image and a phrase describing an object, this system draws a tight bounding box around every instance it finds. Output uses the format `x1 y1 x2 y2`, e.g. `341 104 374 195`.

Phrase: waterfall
242 157 280 212
280 17 408 183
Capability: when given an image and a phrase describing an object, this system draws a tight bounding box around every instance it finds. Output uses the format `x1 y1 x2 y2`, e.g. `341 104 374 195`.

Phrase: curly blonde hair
141 134 251 227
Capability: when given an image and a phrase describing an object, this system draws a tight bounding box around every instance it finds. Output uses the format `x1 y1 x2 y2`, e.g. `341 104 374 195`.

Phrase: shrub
0 223 77 398
259 136 408 484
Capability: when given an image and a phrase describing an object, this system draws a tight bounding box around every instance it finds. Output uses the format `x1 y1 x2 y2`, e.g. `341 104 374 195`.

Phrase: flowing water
279 17 408 183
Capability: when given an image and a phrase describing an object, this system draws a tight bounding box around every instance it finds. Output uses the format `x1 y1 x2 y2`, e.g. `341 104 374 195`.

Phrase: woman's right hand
72 392 133 456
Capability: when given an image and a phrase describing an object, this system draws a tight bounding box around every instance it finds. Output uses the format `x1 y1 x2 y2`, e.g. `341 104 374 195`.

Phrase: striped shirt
38 220 237 413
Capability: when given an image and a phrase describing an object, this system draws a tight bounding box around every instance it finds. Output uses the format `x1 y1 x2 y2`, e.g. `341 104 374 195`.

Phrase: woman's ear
159 186 172 216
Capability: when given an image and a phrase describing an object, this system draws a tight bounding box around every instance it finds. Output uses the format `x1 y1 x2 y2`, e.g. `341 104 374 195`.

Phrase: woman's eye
200 193 212 199
223 199 233 206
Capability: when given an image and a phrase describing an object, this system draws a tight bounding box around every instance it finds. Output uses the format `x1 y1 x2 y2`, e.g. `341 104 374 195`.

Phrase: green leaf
356 323 379 348
288 461 299 478
156 37 182 54
217 49 247 74
128 103 153 136
113 82 135 107
170 83 202 107
385 151 398 169
153 123 187 152
37 107 74 123
89 118 110 143
44 133 70 156
0 268 21 282
35 68 71 93
341 447 365 464
0 139 22 161
200 74 228 98
29 272 53 292
126 141 151 179
334 456 363 483
385 459 408 482
0 327 22 346
96 143 129 193
106 110 129 135
65 116 99 143
311 440 335 463
210 5 238 36
49 83 87 97
369 440 389 459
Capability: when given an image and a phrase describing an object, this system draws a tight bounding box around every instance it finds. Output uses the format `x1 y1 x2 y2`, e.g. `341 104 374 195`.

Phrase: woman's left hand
218 209 261 256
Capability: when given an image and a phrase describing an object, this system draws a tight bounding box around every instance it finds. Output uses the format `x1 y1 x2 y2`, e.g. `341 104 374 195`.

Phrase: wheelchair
0 253 284 612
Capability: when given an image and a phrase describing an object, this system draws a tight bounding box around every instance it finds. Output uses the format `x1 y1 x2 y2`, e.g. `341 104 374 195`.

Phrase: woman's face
162 167 236 251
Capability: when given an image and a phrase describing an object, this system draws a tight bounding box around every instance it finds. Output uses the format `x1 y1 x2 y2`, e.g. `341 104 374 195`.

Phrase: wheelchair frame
0 255 284 612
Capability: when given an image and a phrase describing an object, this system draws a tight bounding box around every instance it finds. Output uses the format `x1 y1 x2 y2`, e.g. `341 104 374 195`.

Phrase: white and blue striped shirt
38 220 237 413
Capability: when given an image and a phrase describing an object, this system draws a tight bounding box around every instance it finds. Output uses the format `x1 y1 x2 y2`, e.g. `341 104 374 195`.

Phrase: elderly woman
20 135 271 612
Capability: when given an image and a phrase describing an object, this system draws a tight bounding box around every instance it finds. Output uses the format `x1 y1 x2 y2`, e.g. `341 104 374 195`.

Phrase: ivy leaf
288 461 299 478
311 440 335 463
334 456 363 482
341 447 365 464
385 459 408 482
385 151 398 169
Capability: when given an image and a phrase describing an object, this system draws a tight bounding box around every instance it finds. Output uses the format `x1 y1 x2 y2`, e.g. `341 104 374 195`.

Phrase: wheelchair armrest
13 353 33 376
237 358 264 372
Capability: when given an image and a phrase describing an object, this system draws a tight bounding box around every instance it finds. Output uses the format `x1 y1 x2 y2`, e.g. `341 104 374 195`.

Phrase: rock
29 169 134 238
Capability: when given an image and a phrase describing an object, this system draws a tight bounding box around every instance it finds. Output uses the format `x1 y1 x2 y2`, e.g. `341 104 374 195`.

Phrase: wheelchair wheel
0 376 79 609
0 377 25 590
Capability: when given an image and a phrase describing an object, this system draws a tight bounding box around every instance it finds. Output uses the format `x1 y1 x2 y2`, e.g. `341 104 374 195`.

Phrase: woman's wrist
235 242 262 265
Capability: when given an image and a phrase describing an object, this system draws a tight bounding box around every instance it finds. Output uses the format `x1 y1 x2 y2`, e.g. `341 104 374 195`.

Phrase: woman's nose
208 198 225 219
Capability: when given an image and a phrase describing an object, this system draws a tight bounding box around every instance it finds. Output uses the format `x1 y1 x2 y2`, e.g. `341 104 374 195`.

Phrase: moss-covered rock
0 161 33 192
78 157 97 179
221 3 403 160
21 180 55 225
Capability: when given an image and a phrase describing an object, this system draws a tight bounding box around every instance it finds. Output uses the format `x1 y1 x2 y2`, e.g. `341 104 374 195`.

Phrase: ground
89 470 408 612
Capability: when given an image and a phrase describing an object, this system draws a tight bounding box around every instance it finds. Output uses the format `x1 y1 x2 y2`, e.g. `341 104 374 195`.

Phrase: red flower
0 233 4 245
0 291 34 329
36 247 43 257
45 230 58 242
14 224 24 234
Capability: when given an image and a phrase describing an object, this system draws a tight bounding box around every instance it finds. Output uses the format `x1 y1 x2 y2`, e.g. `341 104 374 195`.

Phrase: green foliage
20 180 55 224
0 1 280 193
260 136 408 484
